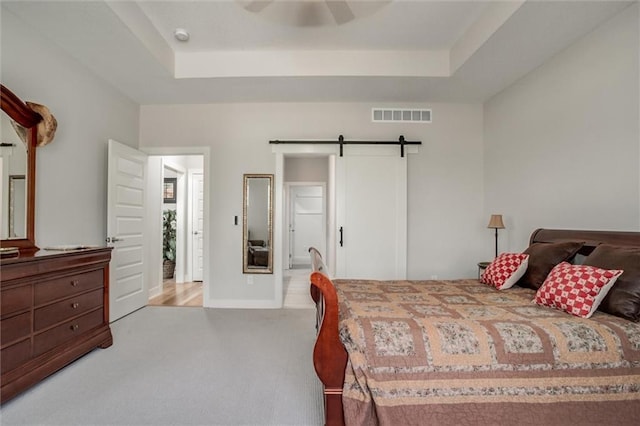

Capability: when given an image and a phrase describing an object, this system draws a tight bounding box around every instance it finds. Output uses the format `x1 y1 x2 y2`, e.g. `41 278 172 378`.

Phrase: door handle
339 227 344 247
106 237 122 243
193 231 199 235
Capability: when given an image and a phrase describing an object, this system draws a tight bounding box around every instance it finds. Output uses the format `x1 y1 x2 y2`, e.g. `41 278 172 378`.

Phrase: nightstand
477 261 491 279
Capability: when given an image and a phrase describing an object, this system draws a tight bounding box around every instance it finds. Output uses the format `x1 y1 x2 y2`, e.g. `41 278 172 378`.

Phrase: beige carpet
1 307 323 425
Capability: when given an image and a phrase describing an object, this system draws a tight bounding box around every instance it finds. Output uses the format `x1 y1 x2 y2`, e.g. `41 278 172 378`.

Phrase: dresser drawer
1 339 31 374
1 285 32 317
34 270 103 305
34 289 103 332
33 308 104 357
1 312 31 347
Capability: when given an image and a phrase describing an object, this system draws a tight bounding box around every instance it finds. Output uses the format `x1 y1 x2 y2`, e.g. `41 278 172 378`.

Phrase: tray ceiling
1 1 633 104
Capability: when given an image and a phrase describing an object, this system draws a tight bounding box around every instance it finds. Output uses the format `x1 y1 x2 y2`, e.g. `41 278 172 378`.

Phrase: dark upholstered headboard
530 228 640 256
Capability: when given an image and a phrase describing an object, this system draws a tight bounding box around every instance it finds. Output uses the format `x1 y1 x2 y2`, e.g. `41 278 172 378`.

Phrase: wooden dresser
1 248 113 403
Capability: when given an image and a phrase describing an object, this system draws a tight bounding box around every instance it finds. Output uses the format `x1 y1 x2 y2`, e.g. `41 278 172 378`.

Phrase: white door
107 139 148 322
336 146 407 280
290 185 325 266
191 171 204 281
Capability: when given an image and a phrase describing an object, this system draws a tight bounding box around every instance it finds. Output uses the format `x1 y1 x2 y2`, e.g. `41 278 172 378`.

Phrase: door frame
284 182 327 269
188 169 204 282
274 145 338 307
141 147 211 307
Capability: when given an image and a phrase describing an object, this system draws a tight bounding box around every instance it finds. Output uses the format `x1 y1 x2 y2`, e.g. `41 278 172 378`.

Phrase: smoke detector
174 28 190 42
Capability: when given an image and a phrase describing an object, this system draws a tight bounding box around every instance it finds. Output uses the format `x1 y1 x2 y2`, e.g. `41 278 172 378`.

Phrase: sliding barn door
336 146 407 280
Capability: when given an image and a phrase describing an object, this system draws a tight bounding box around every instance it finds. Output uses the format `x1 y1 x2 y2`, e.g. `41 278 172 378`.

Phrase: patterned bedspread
335 279 640 426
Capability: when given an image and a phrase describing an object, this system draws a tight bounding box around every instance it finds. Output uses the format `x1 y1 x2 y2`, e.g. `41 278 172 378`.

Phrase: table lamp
487 214 505 258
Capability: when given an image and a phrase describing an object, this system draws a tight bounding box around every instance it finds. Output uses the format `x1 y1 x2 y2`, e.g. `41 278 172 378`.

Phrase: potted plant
162 209 177 279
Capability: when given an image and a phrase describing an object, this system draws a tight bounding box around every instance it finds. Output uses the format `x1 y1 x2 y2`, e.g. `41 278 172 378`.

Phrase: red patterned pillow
481 253 529 290
534 262 623 318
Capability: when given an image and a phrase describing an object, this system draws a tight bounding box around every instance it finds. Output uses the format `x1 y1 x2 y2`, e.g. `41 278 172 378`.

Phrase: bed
309 228 640 426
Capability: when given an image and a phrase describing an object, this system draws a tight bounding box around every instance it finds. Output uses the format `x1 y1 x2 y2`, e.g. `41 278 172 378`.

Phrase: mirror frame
1 84 42 254
242 174 274 274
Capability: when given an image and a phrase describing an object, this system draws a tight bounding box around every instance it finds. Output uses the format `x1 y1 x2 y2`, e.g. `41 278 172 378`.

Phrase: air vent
372 108 431 123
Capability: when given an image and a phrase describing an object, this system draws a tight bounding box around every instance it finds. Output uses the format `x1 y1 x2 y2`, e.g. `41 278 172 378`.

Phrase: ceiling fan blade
244 0 274 13
325 0 355 25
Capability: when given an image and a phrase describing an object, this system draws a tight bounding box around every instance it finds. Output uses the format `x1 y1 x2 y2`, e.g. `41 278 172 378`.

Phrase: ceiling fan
240 0 357 26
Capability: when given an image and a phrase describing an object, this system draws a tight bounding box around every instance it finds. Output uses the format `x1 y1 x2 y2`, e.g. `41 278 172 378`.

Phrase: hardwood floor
148 281 203 307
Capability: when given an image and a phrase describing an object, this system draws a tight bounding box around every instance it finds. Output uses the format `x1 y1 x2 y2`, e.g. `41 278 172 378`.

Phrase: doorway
286 183 326 268
108 143 210 320
282 157 329 308
147 154 205 307
274 143 411 307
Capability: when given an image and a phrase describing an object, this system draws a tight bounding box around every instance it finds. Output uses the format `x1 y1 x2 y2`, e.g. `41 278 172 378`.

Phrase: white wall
1 8 140 247
484 4 640 252
140 102 485 307
409 104 486 278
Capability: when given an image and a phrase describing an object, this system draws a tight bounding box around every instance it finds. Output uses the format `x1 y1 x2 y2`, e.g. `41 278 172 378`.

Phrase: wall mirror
8 175 26 238
243 174 274 274
1 85 42 253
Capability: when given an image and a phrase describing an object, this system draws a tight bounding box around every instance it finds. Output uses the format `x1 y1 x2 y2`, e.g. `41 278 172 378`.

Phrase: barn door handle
339 227 344 247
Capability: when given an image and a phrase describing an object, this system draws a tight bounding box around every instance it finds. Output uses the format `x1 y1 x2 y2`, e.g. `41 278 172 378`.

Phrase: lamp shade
487 214 505 229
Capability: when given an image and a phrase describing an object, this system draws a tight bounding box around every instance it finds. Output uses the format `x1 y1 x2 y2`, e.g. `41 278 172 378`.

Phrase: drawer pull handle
71 303 80 309
70 324 79 331
71 280 79 287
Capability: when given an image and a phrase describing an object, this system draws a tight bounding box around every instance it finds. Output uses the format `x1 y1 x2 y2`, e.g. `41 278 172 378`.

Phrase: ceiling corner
105 0 175 75
450 0 526 75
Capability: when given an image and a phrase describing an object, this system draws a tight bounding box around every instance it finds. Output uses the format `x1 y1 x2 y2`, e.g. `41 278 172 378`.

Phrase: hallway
283 266 314 309
148 269 313 309
148 280 203 307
